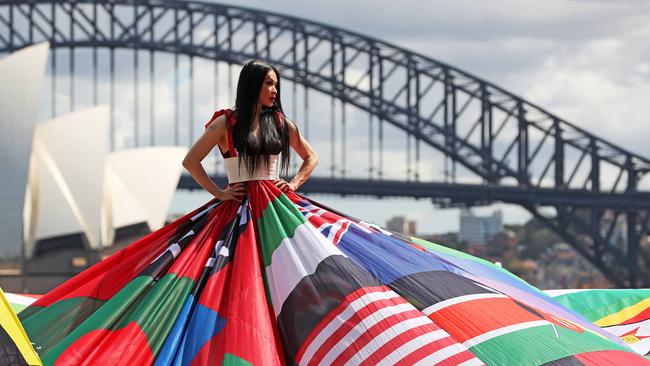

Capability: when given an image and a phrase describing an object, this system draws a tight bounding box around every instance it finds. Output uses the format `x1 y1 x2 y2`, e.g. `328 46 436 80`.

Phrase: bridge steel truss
2 0 650 286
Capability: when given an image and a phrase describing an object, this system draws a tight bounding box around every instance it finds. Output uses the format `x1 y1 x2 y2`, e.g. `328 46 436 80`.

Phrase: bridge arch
1 0 649 286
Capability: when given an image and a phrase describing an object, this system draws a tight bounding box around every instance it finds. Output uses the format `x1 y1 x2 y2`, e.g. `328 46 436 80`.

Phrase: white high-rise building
458 209 503 245
386 216 417 236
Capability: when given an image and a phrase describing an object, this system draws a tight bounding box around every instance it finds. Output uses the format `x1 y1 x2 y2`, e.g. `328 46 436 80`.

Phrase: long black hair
231 59 293 177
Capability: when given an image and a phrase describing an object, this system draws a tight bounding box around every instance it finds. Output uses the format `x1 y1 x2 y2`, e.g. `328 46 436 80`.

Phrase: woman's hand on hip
217 182 246 202
274 179 296 193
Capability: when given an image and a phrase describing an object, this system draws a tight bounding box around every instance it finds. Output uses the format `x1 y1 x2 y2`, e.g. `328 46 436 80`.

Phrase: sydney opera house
0 42 188 293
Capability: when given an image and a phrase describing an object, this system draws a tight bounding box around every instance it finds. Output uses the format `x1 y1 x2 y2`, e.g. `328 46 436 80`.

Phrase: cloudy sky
30 0 650 239
170 0 650 234
216 0 650 153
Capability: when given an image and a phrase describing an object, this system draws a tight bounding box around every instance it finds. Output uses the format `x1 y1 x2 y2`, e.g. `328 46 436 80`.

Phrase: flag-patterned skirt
19 180 650 365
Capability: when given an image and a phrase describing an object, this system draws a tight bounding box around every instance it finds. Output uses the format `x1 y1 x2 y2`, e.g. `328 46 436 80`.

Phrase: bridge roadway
179 174 650 210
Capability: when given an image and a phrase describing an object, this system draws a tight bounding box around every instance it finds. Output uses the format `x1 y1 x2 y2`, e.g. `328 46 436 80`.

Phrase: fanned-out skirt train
19 180 649 365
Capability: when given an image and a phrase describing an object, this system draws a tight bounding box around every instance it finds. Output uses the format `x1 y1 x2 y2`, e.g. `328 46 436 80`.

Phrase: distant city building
538 242 609 289
386 216 417 236
458 209 503 245
600 210 628 247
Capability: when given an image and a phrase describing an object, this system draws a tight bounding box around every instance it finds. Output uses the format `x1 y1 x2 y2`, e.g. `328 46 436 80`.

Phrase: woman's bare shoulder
283 115 298 131
205 113 228 134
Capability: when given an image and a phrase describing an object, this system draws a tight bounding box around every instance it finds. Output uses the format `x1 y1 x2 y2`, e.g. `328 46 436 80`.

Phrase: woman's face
258 69 278 108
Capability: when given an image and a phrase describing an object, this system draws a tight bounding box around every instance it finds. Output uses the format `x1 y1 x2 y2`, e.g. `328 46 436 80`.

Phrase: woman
182 59 318 203
19 60 649 366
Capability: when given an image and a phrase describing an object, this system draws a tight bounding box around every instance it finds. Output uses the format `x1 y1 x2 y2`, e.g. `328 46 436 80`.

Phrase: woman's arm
182 114 245 201
282 119 319 191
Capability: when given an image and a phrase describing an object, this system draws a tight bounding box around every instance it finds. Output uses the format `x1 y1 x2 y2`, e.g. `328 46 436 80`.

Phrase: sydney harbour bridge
1 0 649 287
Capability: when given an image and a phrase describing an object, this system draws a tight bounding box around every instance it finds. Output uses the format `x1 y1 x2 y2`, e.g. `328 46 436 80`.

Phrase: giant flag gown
19 109 650 365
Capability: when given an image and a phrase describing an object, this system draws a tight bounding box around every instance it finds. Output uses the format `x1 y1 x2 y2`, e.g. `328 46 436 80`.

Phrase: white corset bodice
224 155 280 183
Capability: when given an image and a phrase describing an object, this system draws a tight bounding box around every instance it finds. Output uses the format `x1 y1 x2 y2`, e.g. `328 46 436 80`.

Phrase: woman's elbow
182 157 194 170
